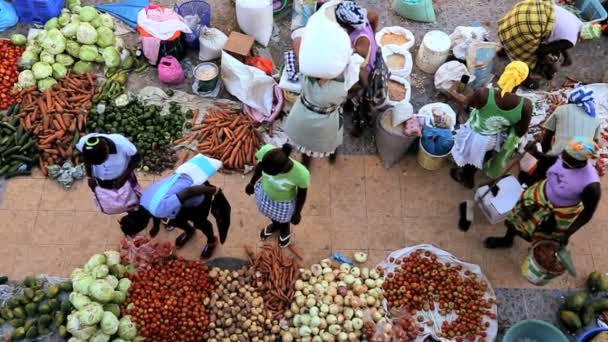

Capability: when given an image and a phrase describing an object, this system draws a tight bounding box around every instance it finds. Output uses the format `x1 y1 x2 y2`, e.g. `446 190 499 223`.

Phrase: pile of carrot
16 71 96 174
245 243 299 319
175 104 262 171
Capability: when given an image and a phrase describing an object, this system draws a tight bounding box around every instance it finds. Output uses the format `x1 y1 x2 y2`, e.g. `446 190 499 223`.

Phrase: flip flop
200 237 219 260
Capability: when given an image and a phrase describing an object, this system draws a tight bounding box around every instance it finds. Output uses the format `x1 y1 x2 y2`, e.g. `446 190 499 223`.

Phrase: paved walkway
1 153 605 289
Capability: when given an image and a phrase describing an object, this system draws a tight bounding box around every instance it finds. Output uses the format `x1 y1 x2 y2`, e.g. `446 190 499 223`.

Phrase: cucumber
0 136 10 146
18 140 35 153
0 122 16 132
0 164 9 176
17 132 28 146
9 116 18 127
9 155 33 164
1 146 21 157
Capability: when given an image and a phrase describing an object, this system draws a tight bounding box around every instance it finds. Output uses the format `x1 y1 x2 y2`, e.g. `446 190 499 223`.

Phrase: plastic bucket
521 240 566 286
503 320 569 342
415 30 451 74
577 327 608 342
417 139 451 171
193 63 219 93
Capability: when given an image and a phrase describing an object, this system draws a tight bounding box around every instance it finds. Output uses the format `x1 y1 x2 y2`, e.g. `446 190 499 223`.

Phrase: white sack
236 0 273 46
198 27 228 62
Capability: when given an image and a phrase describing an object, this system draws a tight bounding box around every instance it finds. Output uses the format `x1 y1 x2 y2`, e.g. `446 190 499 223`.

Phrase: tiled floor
1 153 607 290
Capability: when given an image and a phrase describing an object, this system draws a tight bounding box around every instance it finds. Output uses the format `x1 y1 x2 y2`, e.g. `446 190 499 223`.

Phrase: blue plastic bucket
503 320 569 342
578 327 608 342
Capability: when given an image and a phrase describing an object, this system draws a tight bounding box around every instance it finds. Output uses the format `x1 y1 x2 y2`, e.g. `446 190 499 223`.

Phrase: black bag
211 190 231 244
365 47 391 108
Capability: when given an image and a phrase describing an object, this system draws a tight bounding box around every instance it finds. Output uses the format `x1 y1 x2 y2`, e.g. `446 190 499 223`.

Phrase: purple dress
545 156 599 207
349 22 377 76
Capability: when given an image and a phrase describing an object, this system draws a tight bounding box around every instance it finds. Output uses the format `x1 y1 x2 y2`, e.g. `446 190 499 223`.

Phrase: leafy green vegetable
37 78 57 91
117 316 137 340
76 22 98 45
100 311 119 335
69 292 91 310
78 302 104 325
41 29 66 54
103 251 121 267
102 47 120 68
17 70 36 89
65 40 80 58
51 63 67 79
99 14 114 29
79 6 98 22
10 34 26 46
40 51 55 64
56 54 75 66
32 62 52 80
79 45 98 62
92 265 109 279
96 27 115 48
90 280 114 303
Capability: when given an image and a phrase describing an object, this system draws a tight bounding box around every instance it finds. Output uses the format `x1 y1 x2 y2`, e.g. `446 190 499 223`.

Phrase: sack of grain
376 26 415 51
382 45 413 80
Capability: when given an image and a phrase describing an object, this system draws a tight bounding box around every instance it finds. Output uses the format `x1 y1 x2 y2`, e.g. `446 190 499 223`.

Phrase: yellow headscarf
497 61 529 96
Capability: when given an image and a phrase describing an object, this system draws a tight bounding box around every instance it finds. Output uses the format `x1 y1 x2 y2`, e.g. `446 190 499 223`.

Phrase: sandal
260 225 275 241
200 237 219 260
278 232 292 248
175 232 194 249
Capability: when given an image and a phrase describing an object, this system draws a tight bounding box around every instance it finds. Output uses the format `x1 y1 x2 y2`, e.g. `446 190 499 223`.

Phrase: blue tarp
95 0 148 28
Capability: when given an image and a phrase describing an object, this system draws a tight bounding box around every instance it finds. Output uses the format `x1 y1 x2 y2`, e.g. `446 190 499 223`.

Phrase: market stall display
0 39 25 110
118 236 175 272
0 111 39 179
377 244 498 341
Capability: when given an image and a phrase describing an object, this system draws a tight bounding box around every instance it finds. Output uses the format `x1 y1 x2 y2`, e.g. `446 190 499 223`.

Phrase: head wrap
564 136 598 161
497 61 529 96
568 86 596 117
335 1 367 30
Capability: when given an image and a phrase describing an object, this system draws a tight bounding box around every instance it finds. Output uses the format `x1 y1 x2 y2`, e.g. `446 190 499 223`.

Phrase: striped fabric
175 154 222 185
507 180 583 239
497 0 556 69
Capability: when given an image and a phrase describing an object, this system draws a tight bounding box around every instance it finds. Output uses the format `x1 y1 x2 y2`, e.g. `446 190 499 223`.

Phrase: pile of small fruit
560 271 608 332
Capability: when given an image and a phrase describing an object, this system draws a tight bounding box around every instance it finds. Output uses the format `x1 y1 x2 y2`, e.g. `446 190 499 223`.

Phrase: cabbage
79 302 104 325
111 339 126 342
101 311 119 335
111 291 126 304
103 251 120 267
42 29 66 54
61 22 79 38
56 54 74 66
117 278 131 293
90 17 101 28
117 316 137 340
35 30 48 44
77 23 98 45
73 274 94 295
17 70 36 89
79 6 98 22
67 314 96 340
90 280 114 302
52 63 67 79
71 268 86 280
73 61 92 75
10 34 26 46
69 292 91 310
37 78 57 91
71 5 82 14
78 45 98 62
102 47 120 68
109 264 126 278
105 275 119 289
96 27 115 48
99 14 114 29
26 42 42 55
85 254 106 271
90 331 111 342
32 62 53 80
70 14 81 24
44 18 58 30
40 51 55 64
65 40 80 58
92 264 109 279
18 50 38 69
58 13 71 26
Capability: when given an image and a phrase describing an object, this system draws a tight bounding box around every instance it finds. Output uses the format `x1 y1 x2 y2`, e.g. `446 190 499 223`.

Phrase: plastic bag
158 56 185 84
434 61 474 94
391 0 435 23
221 51 275 116
94 177 142 215
236 0 273 46
421 126 454 156
466 41 499 89
382 45 413 79
299 4 352 79
386 75 411 106
211 190 231 244
245 57 273 76
375 26 415 51
291 0 317 31
391 102 414 127
483 129 520 179
418 102 457 131
244 85 284 123
403 116 422 137
198 27 228 62
449 26 489 60
0 1 18 32
136 5 192 40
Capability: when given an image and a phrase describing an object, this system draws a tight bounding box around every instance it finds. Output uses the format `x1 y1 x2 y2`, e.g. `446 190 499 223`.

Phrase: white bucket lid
422 30 451 52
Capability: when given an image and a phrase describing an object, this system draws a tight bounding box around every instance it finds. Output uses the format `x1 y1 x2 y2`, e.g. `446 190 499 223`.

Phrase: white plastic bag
236 0 273 46
198 27 228 61
375 26 415 51
221 51 275 115
299 5 352 79
418 102 457 131
137 6 192 40
382 45 413 80
387 75 411 106
449 26 488 60
433 60 474 94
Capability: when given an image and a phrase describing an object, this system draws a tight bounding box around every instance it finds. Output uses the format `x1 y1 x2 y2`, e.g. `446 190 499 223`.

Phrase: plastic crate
175 0 211 49
13 0 64 25
575 0 608 23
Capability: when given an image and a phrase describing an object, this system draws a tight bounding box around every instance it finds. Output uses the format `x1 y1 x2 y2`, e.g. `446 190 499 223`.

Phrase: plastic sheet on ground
377 244 498 342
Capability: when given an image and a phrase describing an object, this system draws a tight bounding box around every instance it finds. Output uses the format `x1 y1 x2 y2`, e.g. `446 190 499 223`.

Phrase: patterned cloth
497 0 555 69
284 50 299 82
568 86 596 118
565 136 598 161
497 61 529 96
335 0 367 29
507 180 583 240
255 182 296 223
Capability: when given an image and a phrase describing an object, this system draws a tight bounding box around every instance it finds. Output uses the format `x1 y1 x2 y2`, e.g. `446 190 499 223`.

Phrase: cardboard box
474 176 524 224
223 32 255 60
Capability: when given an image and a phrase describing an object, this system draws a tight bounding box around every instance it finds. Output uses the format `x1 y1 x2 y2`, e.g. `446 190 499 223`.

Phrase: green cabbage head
77 23 98 45
32 62 53 80
90 279 114 303
73 61 92 75
17 70 36 89
41 29 66 55
101 311 119 335
117 316 137 340
96 27 115 48
52 63 67 79
79 6 98 22
56 54 75 66
102 47 120 68
79 302 104 325
38 78 57 91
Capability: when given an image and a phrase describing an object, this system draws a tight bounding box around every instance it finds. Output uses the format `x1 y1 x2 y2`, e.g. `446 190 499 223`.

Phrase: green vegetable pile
1 275 73 340
86 100 184 173
16 0 121 91
67 251 138 341
559 271 608 332
0 106 39 179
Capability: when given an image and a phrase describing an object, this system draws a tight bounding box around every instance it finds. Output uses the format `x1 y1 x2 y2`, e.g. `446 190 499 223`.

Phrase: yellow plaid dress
497 0 556 69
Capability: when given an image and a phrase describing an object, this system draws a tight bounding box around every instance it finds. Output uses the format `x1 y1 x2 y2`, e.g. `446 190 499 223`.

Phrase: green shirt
256 144 311 201
542 104 600 156
469 88 524 136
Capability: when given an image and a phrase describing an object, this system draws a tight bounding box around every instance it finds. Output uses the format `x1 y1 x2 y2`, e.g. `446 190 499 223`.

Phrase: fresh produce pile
0 39 25 110
204 267 281 341
16 2 121 91
86 99 184 173
16 72 95 173
178 104 262 171
559 271 608 332
281 259 386 341
381 249 496 341
245 243 300 319
0 111 39 179
0 276 73 340
123 257 214 341
92 73 127 105
119 236 175 272
67 251 136 341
